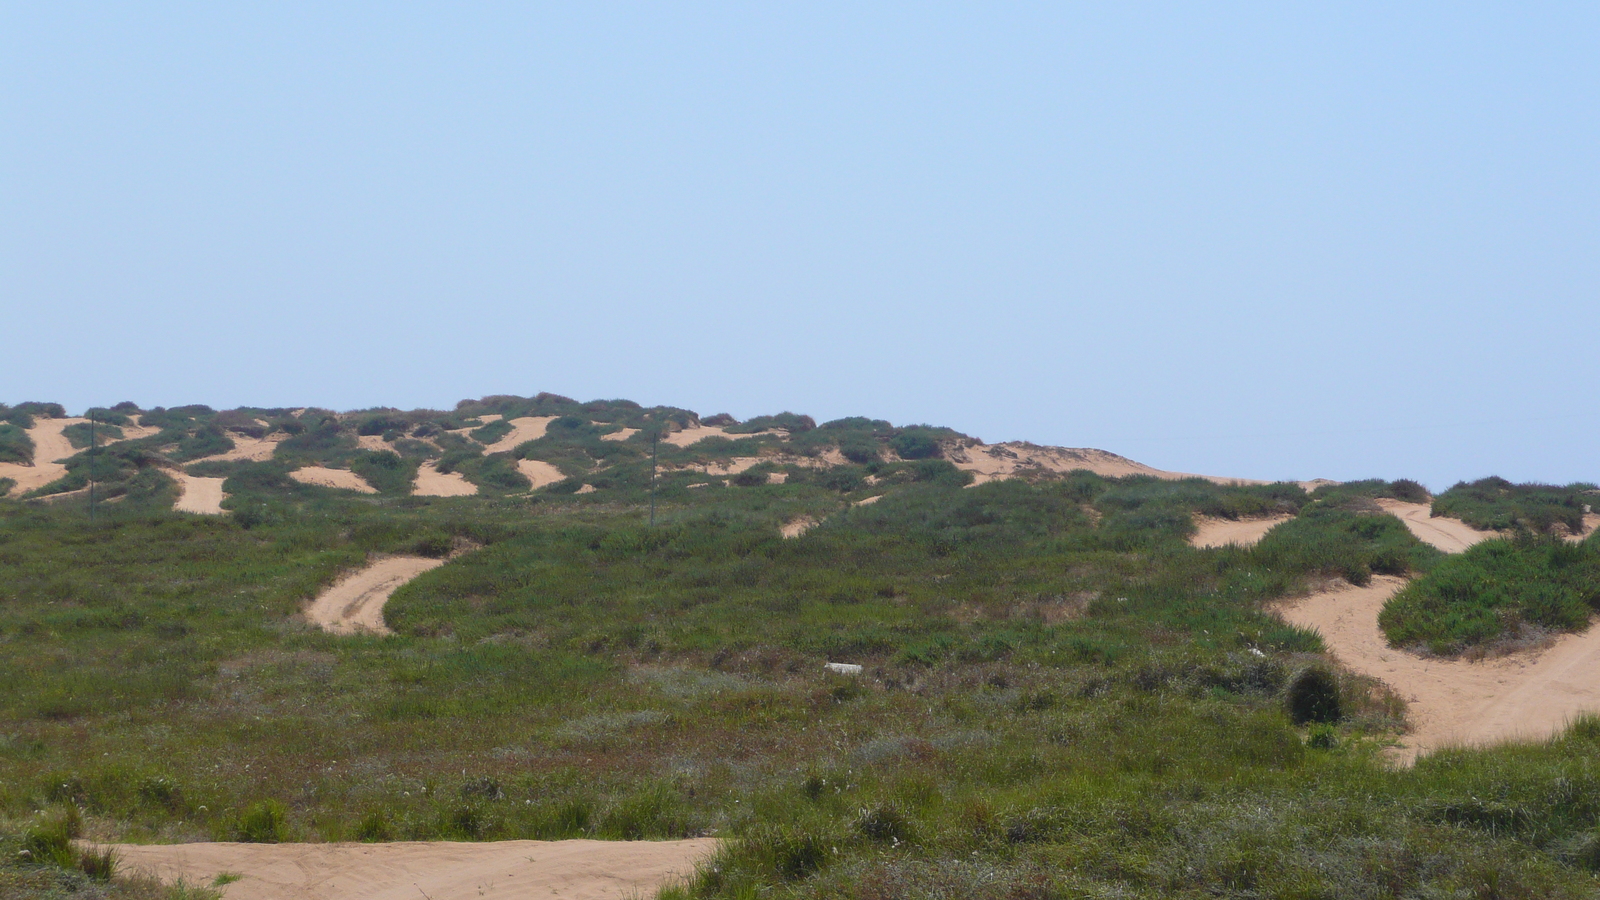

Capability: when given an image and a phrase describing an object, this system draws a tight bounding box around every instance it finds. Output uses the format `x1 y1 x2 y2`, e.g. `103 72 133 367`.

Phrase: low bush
1285 665 1342 724
0 423 33 464
236 800 290 843
1434 477 1594 535
63 421 124 449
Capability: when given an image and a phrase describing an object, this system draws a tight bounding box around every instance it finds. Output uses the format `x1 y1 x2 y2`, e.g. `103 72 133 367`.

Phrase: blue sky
3 4 1595 489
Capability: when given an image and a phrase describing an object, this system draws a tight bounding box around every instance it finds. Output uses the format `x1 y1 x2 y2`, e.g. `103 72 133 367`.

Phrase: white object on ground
824 662 863 675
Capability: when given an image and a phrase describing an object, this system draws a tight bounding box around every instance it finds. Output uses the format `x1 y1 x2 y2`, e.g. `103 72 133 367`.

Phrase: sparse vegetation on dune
1433 476 1597 535
4 395 1600 897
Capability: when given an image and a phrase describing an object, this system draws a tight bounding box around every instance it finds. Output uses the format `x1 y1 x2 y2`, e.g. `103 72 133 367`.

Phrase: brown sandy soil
681 457 764 477
412 462 477 497
194 433 287 464
482 417 558 454
1280 576 1600 762
1189 514 1294 549
946 442 1270 487
516 459 566 490
767 472 787 484
576 483 597 494
356 434 393 452
304 557 444 635
1374 500 1498 553
169 471 228 514
289 467 379 494
1564 513 1600 544
102 838 717 900
781 517 817 538
600 427 639 442
0 417 90 494
661 425 782 448
854 495 883 506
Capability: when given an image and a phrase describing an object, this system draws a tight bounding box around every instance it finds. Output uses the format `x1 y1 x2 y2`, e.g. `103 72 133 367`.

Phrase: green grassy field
3 396 1600 898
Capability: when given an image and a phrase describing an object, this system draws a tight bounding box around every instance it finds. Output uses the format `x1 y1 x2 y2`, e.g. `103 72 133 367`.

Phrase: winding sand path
0 417 88 494
304 557 444 635
290 467 378 494
1280 576 1600 762
516 459 566 490
413 462 477 497
169 471 227 514
1374 500 1497 553
103 838 717 900
1189 515 1293 549
662 425 782 447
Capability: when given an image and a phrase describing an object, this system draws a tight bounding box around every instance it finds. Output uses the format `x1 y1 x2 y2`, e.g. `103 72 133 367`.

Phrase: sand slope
1280 576 1600 762
0 417 89 494
103 838 717 900
601 427 639 442
413 462 477 497
947 442 1269 487
290 467 378 494
662 425 782 447
482 417 558 453
1374 500 1497 553
304 557 444 635
169 471 228 514
1189 515 1293 549
517 459 566 490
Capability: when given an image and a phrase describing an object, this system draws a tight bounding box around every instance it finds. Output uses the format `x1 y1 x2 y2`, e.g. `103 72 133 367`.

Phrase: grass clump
1285 664 1342 724
0 423 33 464
1380 535 1600 655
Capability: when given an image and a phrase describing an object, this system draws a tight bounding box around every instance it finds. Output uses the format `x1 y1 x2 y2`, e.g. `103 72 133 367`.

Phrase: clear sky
4 4 1595 489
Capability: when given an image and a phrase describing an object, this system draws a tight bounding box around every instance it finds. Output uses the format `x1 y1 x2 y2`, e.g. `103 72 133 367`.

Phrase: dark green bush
236 799 289 843
1433 477 1593 534
0 424 33 464
889 427 944 460
1285 665 1342 724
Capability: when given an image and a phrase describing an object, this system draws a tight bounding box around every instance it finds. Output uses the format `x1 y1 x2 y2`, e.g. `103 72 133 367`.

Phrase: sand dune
194 433 286 464
103 838 716 900
413 461 477 497
482 417 557 453
290 467 378 494
0 417 90 494
517 459 566 490
169 471 227 514
304 556 444 635
947 442 1268 487
1281 577 1600 762
601 427 639 442
1189 514 1293 548
1374 500 1496 553
662 425 782 447
781 517 817 538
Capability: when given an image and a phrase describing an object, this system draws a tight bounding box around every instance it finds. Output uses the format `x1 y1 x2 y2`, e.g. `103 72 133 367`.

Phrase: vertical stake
649 428 658 527
88 411 96 523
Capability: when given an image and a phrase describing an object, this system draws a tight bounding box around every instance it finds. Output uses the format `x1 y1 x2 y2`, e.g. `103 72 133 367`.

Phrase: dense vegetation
1433 476 1597 535
2 395 1600 897
1380 535 1600 656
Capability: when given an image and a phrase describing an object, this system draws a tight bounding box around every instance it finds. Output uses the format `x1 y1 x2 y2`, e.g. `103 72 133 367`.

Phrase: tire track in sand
304 557 444 635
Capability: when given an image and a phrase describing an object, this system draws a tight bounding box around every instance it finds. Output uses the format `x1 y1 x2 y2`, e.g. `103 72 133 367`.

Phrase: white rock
824 662 863 675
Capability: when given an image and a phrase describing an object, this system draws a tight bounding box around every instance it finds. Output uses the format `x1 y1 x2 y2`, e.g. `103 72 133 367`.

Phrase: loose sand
0 417 89 494
946 441 1271 487
516 459 566 490
853 495 883 506
481 417 558 454
1374 500 1497 553
103 838 717 900
304 556 444 635
189 433 287 464
1280 576 1600 762
1189 514 1294 549
601 427 639 442
290 467 379 494
576 483 597 494
781 517 818 538
169 471 228 514
412 462 477 497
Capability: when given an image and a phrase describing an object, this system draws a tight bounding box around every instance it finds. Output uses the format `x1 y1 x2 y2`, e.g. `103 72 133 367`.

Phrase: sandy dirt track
304 557 444 635
482 416 558 453
1280 576 1600 761
1374 500 1497 553
516 459 566 490
290 467 378 493
412 462 477 497
1189 515 1293 549
169 471 228 514
661 425 782 447
103 838 717 900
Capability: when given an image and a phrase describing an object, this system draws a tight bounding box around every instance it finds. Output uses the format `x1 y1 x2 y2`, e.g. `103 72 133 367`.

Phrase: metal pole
88 412 96 523
649 429 658 527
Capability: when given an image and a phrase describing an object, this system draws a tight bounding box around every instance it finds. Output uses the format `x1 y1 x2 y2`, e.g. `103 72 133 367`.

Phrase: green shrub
0 423 33 464
349 450 417 496
1433 476 1593 534
23 806 81 868
889 427 944 459
469 420 514 445
1285 665 1342 724
62 422 123 449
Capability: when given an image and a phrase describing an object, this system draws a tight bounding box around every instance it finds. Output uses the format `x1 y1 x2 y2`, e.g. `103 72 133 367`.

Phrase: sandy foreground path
1189 515 1293 549
304 557 444 635
1280 576 1600 762
1374 500 1497 553
169 471 228 514
101 838 718 900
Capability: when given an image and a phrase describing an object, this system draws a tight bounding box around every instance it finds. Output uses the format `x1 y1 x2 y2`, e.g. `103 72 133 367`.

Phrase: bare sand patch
482 417 558 453
356 434 392 452
290 467 378 494
576 483 597 494
662 425 783 448
683 457 764 477
169 471 227 514
192 433 286 464
517 459 566 490
782 517 817 538
854 494 883 506
102 838 716 900
0 417 88 494
1374 500 1497 553
304 557 444 635
601 427 639 442
1564 513 1600 544
413 462 476 497
1280 576 1600 762
947 442 1268 487
1189 514 1294 549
